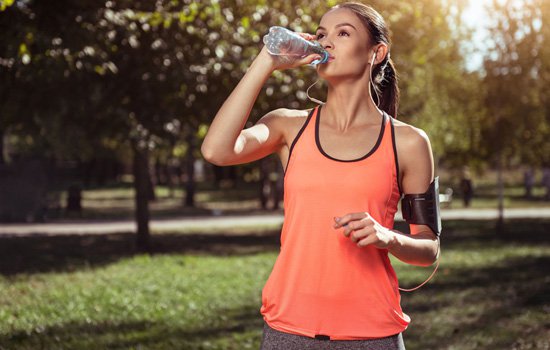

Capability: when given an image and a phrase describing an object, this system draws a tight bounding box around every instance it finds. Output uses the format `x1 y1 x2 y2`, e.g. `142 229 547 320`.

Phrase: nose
318 36 333 50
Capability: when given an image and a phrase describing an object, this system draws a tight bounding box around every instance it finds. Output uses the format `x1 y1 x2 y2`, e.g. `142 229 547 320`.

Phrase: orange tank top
260 105 410 340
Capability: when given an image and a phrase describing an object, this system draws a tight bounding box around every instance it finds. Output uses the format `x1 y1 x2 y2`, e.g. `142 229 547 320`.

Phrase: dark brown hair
333 2 400 118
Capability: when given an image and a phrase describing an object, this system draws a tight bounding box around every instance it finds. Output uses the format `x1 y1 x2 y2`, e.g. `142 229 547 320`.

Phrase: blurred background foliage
1 0 549 246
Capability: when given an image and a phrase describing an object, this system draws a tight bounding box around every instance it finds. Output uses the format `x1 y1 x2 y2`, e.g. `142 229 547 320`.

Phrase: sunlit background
0 1 549 348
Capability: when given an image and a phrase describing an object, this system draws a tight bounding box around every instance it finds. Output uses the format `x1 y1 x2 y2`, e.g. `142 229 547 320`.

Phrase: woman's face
315 8 373 80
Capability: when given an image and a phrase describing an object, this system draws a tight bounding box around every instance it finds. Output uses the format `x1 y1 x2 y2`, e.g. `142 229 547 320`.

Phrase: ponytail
375 57 399 118
335 2 400 118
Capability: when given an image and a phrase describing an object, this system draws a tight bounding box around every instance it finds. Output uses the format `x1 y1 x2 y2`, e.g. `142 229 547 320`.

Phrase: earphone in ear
373 47 382 61
369 49 380 107
371 49 379 65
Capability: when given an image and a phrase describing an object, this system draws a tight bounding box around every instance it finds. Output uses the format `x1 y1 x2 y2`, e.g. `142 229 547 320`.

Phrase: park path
0 207 549 236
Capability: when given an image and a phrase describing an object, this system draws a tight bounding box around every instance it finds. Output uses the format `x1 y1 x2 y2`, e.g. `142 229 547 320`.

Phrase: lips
328 55 335 62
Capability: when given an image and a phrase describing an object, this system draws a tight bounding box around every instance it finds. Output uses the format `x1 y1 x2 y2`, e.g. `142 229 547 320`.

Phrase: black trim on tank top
283 107 316 176
315 104 386 162
389 116 404 196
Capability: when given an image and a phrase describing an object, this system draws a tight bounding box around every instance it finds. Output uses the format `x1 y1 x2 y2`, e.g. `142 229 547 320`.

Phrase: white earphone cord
398 238 441 292
306 52 380 106
306 52 436 292
370 52 380 107
306 77 325 105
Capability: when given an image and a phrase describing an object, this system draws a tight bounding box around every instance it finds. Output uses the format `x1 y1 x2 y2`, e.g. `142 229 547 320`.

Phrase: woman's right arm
201 42 321 166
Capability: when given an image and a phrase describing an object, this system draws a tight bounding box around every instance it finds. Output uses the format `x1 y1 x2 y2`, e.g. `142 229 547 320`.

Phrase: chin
316 65 336 79
317 67 354 82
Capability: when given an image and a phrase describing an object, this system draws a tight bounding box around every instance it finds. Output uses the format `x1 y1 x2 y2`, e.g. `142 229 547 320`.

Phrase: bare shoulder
392 118 432 151
392 118 434 194
260 107 311 122
258 107 312 137
254 108 313 162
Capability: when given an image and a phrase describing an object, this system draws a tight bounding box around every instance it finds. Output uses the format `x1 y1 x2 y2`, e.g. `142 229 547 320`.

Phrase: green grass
0 253 273 349
1 219 549 349
391 219 550 349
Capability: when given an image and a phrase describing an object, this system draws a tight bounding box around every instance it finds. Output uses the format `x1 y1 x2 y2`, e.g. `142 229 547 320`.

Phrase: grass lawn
0 219 549 349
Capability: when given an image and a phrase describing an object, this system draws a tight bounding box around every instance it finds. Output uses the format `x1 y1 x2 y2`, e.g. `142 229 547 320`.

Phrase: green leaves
0 0 15 11
3 0 547 179
481 0 550 167
241 16 250 29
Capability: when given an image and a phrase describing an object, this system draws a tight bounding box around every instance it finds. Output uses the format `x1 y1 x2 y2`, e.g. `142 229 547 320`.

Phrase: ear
372 44 389 65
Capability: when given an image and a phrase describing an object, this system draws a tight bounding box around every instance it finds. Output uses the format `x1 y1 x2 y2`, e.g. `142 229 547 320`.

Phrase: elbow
420 241 440 266
418 257 437 267
408 246 439 267
201 143 226 166
200 144 218 165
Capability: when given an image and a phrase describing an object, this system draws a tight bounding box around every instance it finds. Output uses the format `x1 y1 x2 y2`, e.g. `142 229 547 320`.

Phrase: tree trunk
83 157 96 188
166 139 177 198
132 143 151 253
166 161 175 198
496 152 505 234
147 157 156 202
184 131 196 207
154 157 163 186
147 176 156 201
0 128 5 165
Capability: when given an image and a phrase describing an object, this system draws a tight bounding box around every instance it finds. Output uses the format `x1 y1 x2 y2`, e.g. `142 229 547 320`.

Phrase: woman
201 2 440 349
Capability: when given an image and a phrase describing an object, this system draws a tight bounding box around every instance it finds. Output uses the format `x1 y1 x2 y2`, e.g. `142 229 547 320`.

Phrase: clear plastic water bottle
263 26 329 66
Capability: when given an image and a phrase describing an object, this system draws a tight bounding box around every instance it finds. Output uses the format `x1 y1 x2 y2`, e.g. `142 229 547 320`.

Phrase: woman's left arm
333 126 439 267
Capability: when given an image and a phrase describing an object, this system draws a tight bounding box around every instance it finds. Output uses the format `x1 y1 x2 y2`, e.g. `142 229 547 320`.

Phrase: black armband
401 176 442 236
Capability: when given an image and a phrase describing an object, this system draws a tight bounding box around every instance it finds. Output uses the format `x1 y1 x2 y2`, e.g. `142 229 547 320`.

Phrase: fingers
345 220 374 237
297 33 320 65
270 33 319 70
298 33 317 41
350 227 371 243
334 213 373 238
357 234 378 247
295 53 322 66
333 212 367 229
274 52 321 70
333 212 394 248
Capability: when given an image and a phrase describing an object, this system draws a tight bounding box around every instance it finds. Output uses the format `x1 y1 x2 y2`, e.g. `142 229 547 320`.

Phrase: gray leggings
260 322 406 350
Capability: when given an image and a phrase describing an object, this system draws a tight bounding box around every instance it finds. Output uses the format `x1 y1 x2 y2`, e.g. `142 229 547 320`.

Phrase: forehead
318 8 363 29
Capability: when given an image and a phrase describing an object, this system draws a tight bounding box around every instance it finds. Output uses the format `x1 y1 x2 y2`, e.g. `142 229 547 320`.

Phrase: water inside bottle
263 26 329 66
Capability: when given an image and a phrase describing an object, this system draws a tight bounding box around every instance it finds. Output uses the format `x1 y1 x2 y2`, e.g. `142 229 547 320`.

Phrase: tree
2 0 495 241
481 0 550 231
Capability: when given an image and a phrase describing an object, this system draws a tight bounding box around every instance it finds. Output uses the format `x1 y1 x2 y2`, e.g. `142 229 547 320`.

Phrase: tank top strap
385 112 403 196
283 107 317 176
262 105 409 339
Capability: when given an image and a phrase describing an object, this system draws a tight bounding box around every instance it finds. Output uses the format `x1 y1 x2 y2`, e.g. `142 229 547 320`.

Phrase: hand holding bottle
259 27 328 71
258 44 321 71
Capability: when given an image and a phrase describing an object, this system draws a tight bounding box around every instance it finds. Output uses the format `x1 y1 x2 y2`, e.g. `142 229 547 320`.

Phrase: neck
321 77 382 132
